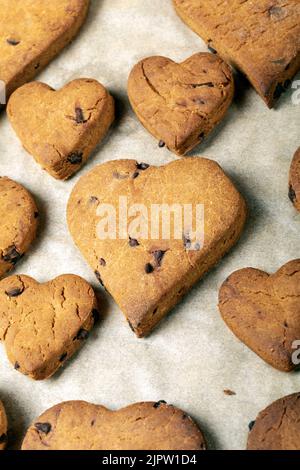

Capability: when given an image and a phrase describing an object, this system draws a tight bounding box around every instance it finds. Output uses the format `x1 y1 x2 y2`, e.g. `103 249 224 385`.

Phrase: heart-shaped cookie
247 392 300 450
219 260 300 372
67 157 247 337
128 53 234 155
289 147 300 212
0 401 7 451
0 177 38 279
0 274 98 380
7 79 115 180
22 400 206 450
173 0 300 108
0 0 89 100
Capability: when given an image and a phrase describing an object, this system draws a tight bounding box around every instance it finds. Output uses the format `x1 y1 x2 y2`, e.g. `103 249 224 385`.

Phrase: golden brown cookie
0 177 38 279
67 157 247 337
219 259 300 372
128 53 234 155
22 400 206 450
0 0 89 101
7 79 115 180
173 0 300 108
0 274 99 380
289 147 300 212
0 401 8 450
248 393 300 450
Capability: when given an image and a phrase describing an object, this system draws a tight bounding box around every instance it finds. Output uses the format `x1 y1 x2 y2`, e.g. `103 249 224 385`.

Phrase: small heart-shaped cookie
173 0 300 108
0 274 98 380
289 147 300 212
0 0 89 100
7 79 115 180
22 400 206 450
128 53 234 155
0 401 7 451
248 393 300 450
219 260 300 372
0 177 38 278
68 157 246 337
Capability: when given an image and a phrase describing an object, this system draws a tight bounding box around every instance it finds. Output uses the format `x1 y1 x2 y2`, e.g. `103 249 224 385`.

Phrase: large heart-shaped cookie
289 147 300 212
0 177 38 278
0 274 98 380
173 0 300 108
0 401 7 451
22 400 206 450
219 260 300 372
67 157 246 337
128 53 234 155
247 392 300 450
7 79 115 180
0 0 89 101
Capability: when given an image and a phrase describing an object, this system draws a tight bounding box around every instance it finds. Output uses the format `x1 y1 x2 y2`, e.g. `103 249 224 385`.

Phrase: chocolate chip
158 140 165 148
132 171 140 179
289 185 296 203
136 162 150 171
5 287 24 298
95 270 104 287
75 106 86 124
153 400 167 409
145 263 154 274
59 353 67 362
248 420 256 431
75 329 89 341
6 38 20 46
129 237 140 247
35 423 52 435
3 246 22 265
99 258 106 267
153 250 166 267
34 63 40 70
0 434 7 444
14 362 20 370
193 98 205 105
273 83 285 100
67 152 83 164
90 196 99 204
34 211 39 218
91 419 96 427
268 6 283 17
92 309 100 322
199 132 205 140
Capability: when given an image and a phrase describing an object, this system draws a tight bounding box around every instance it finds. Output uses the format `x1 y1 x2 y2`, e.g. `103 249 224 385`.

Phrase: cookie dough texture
68 157 247 338
173 0 300 108
22 401 206 450
0 177 38 279
0 401 7 450
0 0 89 100
289 147 300 212
128 53 234 155
219 259 300 372
0 274 98 380
248 393 300 450
7 79 115 180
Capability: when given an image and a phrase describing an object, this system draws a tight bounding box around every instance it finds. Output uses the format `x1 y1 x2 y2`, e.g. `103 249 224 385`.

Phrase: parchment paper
1 0 299 450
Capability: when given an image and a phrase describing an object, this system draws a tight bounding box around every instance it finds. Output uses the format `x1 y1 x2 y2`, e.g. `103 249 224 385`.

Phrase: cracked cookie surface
0 274 98 380
219 259 300 372
0 0 89 100
0 177 38 278
289 147 300 212
67 157 246 337
173 0 300 108
128 53 234 155
7 79 115 180
22 400 206 450
248 392 300 450
0 401 7 450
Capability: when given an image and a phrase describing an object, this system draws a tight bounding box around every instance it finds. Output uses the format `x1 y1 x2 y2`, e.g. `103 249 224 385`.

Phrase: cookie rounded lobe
22 401 206 450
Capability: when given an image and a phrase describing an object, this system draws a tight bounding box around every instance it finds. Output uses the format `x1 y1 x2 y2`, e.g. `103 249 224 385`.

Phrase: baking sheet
0 0 299 450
